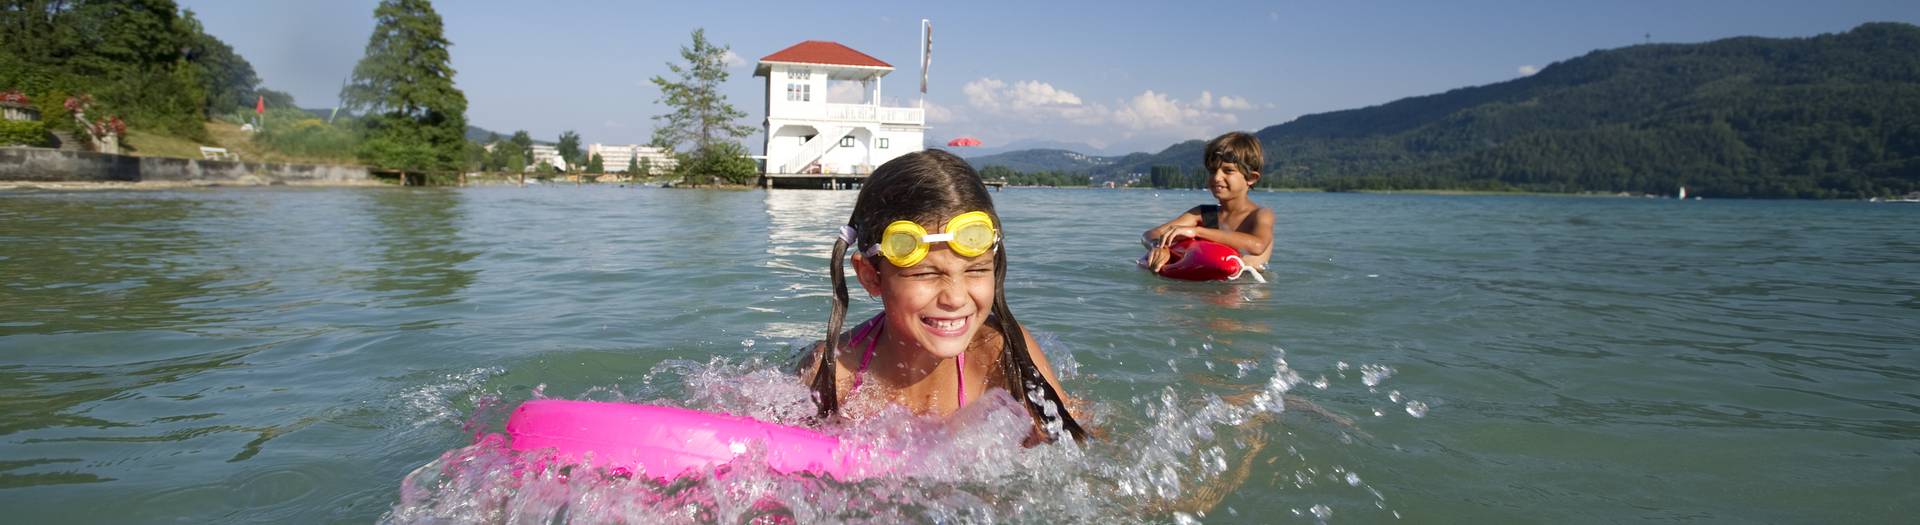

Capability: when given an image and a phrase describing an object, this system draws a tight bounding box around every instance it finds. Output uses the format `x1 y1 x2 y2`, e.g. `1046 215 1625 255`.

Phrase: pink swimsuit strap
848 314 966 409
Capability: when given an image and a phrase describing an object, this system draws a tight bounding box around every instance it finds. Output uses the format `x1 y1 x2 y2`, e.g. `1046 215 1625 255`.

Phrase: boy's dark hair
1204 131 1263 181
812 149 1087 442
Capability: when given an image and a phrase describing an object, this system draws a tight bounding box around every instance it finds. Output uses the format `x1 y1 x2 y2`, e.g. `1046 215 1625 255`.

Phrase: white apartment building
585 143 678 173
528 144 568 172
753 41 925 175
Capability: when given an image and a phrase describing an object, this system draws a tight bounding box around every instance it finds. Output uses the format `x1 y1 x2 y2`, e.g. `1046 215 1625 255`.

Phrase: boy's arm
1143 206 1205 245
1168 207 1274 256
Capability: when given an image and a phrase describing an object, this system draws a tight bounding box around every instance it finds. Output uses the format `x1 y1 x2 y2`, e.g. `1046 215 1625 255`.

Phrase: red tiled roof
759 41 892 69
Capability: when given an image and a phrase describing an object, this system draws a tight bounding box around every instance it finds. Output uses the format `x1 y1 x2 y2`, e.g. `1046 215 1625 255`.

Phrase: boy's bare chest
1216 209 1257 233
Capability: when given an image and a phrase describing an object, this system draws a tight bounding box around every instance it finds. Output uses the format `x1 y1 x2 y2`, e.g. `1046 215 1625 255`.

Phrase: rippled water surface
1 186 1916 523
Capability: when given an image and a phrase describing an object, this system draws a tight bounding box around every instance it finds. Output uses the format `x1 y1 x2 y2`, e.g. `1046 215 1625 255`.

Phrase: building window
786 69 811 80
786 83 810 102
839 136 855 147
878 138 889 149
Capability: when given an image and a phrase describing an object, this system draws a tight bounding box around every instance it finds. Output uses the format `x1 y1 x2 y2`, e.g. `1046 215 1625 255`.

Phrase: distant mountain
298 108 543 146
965 149 1122 173
464 124 527 144
1085 22 1920 198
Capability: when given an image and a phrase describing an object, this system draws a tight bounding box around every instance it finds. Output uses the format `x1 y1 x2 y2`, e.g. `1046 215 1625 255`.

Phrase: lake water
1 186 1915 523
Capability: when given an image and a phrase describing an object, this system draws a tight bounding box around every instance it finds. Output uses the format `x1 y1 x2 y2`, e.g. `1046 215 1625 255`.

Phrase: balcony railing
777 103 924 125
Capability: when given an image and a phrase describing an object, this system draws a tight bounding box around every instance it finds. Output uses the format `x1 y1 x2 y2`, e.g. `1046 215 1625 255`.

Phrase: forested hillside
0 1 266 140
1099 22 1920 198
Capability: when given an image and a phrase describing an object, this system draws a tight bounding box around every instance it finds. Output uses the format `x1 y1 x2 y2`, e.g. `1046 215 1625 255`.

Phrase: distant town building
753 41 925 176
528 144 568 172
586 143 678 173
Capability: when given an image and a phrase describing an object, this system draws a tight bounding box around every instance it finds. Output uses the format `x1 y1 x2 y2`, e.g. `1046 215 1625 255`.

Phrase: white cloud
957 77 1243 148
1009 80 1083 107
923 100 956 124
1517 64 1539 76
963 78 1083 111
721 49 745 68
1111 90 1236 131
962 78 1005 109
1192 90 1252 111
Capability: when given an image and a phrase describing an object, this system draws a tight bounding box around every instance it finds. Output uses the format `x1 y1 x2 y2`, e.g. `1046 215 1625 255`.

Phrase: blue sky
181 0 1920 155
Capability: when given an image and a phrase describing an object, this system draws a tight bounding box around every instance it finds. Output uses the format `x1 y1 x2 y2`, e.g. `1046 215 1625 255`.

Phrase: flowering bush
64 94 92 113
91 116 126 137
0 89 29 107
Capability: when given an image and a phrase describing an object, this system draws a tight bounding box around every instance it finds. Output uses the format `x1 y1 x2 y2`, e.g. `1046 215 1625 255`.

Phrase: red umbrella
946 136 982 147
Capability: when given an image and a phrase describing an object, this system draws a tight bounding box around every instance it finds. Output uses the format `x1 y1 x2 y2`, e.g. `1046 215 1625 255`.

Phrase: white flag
921 19 932 94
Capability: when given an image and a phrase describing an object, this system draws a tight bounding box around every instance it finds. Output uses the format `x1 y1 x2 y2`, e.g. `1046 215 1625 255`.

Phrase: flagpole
919 18 929 110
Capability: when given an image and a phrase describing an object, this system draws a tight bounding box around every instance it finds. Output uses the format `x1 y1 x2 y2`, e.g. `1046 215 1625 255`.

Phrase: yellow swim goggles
859 211 1000 267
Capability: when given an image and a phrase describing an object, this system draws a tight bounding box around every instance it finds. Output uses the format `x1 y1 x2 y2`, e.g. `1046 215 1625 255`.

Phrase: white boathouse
754 41 925 188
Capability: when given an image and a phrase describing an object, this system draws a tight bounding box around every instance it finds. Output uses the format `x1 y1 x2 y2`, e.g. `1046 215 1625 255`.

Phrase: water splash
384 344 1414 523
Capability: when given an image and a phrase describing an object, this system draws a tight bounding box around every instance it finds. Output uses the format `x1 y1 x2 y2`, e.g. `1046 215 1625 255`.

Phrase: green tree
504 146 527 173
556 130 582 167
586 153 605 174
650 29 754 168
479 132 502 170
0 0 213 138
339 0 469 172
508 130 534 164
636 157 654 180
675 142 757 185
627 154 640 177
179 8 259 117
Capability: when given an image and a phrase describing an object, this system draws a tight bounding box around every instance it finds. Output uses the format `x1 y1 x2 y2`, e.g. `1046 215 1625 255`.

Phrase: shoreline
0 179 386 191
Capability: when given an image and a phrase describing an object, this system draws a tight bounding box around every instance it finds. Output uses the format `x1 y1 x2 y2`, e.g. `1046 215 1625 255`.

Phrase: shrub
256 117 358 159
673 142 758 185
0 120 52 147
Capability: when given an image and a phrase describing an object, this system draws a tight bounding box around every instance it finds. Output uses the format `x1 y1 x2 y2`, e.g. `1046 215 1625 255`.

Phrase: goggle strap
838 225 858 246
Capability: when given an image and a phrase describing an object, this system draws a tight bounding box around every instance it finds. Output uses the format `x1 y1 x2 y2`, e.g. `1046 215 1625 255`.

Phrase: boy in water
1144 131 1274 271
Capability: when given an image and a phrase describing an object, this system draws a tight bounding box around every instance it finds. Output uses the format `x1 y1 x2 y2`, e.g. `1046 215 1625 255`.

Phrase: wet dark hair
812 149 1087 442
1204 131 1263 182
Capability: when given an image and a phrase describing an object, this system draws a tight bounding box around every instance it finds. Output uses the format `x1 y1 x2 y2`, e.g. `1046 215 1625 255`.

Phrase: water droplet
1388 390 1403 403
1405 400 1429 418
1336 361 1350 371
1346 472 1362 486
1312 376 1329 390
1310 504 1332 520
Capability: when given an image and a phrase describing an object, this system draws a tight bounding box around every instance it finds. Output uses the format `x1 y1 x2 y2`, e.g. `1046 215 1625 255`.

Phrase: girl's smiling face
854 228 997 360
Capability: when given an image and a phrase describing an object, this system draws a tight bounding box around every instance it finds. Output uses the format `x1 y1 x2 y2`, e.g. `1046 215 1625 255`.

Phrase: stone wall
0 147 373 185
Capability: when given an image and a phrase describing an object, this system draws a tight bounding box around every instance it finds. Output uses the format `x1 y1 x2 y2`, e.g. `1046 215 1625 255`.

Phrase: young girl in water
799 149 1088 443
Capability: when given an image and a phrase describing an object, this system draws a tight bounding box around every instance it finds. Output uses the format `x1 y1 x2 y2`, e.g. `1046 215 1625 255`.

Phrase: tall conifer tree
341 0 468 172
650 29 753 154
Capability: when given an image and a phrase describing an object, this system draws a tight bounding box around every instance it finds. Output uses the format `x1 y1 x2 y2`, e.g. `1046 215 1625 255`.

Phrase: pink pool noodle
506 399 873 480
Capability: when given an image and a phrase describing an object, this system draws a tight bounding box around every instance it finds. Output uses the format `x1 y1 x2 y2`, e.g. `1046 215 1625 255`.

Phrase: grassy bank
122 121 361 166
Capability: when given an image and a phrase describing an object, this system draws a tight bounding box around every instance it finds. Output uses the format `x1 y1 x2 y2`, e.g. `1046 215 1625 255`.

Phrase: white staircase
781 125 851 173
